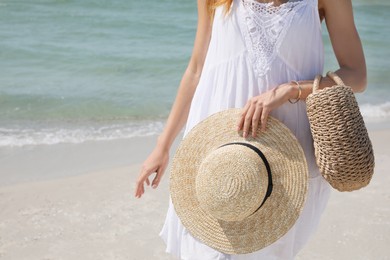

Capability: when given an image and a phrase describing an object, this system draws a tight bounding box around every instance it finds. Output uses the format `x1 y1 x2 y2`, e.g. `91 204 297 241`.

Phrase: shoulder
318 0 352 8
318 0 354 20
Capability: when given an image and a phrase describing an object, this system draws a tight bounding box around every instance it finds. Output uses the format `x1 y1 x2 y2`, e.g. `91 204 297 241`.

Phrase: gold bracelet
288 80 301 104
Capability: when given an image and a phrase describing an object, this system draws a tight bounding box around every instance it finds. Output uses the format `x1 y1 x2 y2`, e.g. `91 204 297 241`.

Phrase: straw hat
170 108 308 254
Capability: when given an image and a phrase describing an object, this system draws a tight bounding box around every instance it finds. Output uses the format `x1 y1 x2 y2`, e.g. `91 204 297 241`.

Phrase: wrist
157 134 171 152
286 81 301 103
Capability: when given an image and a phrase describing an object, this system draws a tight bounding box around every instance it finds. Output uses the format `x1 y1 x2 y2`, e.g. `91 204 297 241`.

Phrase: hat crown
195 144 269 222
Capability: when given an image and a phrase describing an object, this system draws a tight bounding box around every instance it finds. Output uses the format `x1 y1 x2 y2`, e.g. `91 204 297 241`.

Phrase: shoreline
0 120 389 187
0 115 389 151
0 135 182 187
0 129 389 259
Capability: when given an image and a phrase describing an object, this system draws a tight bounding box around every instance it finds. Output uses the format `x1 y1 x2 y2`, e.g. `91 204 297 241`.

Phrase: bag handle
312 74 322 94
326 71 346 86
312 71 346 94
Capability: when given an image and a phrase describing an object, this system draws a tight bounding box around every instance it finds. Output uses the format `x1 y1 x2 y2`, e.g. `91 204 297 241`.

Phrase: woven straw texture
170 108 308 254
306 71 375 192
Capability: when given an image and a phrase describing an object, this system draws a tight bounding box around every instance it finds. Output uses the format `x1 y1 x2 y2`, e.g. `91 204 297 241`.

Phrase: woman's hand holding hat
237 82 300 138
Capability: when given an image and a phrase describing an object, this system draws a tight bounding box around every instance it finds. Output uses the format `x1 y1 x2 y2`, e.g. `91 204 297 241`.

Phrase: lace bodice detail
239 0 307 77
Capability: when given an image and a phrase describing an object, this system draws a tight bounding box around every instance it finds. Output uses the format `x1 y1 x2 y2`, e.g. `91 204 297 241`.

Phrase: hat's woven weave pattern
306 72 375 192
170 109 308 254
196 145 267 222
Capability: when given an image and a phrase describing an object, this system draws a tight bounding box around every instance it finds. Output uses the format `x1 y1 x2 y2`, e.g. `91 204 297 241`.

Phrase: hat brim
170 108 308 254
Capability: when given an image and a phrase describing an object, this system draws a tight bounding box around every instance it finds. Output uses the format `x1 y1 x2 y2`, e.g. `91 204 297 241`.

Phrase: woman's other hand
135 144 169 198
237 83 298 138
134 0 212 199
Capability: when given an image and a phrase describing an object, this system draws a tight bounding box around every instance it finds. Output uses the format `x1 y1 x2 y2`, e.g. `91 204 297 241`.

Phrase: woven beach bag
306 71 375 192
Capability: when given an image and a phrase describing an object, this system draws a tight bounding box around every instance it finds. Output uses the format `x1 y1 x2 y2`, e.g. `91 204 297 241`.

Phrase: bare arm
135 0 212 198
290 0 367 100
157 0 212 149
321 0 367 92
238 0 367 137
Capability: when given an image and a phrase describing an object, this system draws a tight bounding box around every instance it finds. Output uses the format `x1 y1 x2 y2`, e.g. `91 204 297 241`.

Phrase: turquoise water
0 0 389 146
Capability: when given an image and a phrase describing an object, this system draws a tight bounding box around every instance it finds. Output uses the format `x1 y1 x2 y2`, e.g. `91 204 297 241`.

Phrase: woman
135 0 367 259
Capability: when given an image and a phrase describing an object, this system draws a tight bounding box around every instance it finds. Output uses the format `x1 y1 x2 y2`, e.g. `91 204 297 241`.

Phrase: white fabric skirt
159 174 331 260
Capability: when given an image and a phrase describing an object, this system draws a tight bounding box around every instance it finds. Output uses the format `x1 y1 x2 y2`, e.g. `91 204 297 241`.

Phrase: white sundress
160 0 331 259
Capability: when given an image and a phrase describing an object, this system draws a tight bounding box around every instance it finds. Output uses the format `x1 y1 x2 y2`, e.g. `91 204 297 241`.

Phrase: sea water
0 0 389 147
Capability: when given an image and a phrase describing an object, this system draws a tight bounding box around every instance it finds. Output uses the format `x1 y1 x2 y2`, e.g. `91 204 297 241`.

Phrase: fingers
135 178 144 199
237 101 250 131
135 176 144 198
135 165 155 198
151 169 163 189
242 105 255 138
261 109 269 132
135 157 168 198
152 160 168 189
151 170 160 189
251 107 262 137
238 98 270 138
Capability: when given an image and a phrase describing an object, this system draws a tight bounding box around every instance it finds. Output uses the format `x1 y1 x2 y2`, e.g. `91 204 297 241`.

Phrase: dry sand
0 131 389 260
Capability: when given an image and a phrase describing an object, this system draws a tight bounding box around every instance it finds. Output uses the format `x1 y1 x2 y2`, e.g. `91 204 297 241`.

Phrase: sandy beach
0 129 389 260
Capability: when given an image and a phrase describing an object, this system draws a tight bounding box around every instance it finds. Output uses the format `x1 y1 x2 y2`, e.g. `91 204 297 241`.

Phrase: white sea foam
0 121 165 147
360 102 390 120
1 102 389 148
